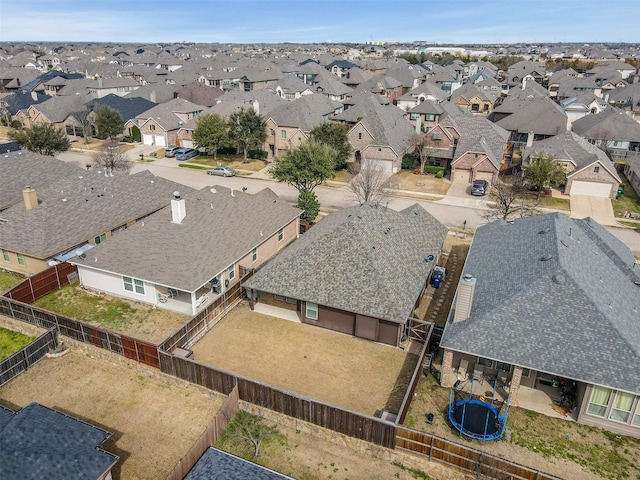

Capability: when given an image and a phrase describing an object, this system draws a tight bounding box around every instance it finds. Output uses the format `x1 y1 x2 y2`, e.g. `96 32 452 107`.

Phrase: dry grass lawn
0 351 222 480
191 303 418 416
390 170 451 196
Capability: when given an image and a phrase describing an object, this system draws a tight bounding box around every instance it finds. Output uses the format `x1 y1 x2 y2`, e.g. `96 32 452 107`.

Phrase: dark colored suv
471 179 489 196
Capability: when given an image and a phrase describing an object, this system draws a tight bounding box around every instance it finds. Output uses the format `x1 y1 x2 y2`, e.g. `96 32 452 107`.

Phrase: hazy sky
1 0 638 44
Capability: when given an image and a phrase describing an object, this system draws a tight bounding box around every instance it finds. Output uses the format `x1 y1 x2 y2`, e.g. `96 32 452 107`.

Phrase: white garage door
367 159 393 173
142 134 153 145
570 181 612 198
181 140 193 148
452 168 470 182
475 171 494 182
154 135 166 147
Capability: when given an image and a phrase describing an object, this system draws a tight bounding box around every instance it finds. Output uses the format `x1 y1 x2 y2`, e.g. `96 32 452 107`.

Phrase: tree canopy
485 175 539 222
227 107 267 162
309 122 352 170
297 189 320 223
9 123 70 156
268 140 337 192
192 113 228 160
523 153 566 198
94 105 124 140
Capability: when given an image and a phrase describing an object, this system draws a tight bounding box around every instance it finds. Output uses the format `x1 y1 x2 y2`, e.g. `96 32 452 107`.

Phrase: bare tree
348 157 389 204
411 132 442 175
92 140 132 174
221 411 280 458
484 174 540 222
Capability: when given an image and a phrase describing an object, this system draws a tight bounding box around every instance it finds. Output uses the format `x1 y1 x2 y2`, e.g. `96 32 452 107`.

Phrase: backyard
190 303 418 416
32 283 190 343
613 172 640 218
0 326 33 361
405 373 640 480
0 351 222 480
0 269 24 294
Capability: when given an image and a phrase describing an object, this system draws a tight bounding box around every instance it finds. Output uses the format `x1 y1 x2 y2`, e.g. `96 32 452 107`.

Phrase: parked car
430 266 446 288
164 146 181 158
207 166 236 177
175 148 198 161
471 179 489 196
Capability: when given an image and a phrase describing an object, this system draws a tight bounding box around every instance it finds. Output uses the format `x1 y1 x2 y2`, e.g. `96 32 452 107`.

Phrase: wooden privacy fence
396 427 561 480
159 351 397 449
396 323 433 425
4 262 78 304
165 386 240 480
0 328 56 387
160 271 253 353
0 297 160 368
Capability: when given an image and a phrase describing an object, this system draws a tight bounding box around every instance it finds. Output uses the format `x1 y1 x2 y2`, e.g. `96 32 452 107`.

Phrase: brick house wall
451 153 498 183
565 163 620 198
264 120 308 159
347 123 374 162
238 218 299 272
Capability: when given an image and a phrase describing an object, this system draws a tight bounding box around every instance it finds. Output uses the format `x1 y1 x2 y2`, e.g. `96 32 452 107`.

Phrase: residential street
56 149 640 254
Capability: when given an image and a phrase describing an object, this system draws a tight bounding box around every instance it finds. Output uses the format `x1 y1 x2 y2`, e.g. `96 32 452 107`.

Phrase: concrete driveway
570 195 617 226
440 180 490 208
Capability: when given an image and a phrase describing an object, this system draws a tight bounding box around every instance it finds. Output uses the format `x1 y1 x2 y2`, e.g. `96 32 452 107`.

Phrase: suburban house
263 94 343 159
624 154 640 198
561 93 608 126
395 81 450 112
0 151 187 275
0 402 118 480
605 83 640 124
243 203 448 347
523 131 621 198
185 448 293 480
125 98 204 147
333 93 415 173
15 94 88 129
571 107 640 161
439 213 640 439
70 187 301 315
405 99 445 131
86 77 141 98
449 83 499 115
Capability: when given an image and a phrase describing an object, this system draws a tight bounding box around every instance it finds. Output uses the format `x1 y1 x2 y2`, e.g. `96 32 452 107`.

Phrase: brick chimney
453 274 476 323
22 186 38 211
170 191 186 223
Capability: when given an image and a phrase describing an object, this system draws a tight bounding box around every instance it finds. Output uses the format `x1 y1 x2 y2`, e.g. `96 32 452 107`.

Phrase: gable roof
268 94 341 132
572 107 640 142
71 187 301 292
0 159 189 259
244 203 448 325
89 94 156 122
524 131 621 181
0 403 118 480
440 213 640 394
493 95 568 136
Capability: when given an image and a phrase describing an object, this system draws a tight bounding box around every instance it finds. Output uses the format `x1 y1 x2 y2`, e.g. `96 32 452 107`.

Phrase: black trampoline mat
452 401 501 437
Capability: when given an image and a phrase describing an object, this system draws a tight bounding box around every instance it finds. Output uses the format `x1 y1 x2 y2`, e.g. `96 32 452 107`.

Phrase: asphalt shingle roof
185 448 293 480
244 203 448 325
440 213 640 394
71 187 301 292
0 403 118 480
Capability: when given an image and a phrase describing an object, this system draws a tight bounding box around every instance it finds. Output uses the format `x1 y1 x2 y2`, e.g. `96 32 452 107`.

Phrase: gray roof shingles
185 448 293 480
71 186 301 292
440 213 640 394
0 403 118 480
244 203 448 324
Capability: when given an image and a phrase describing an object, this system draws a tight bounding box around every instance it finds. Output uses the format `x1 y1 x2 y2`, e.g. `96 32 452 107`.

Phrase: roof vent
552 273 565 285
538 227 551 234
540 254 553 262
210 188 217 194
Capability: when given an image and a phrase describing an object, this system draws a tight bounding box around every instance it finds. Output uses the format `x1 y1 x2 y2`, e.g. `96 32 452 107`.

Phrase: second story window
281 130 286 139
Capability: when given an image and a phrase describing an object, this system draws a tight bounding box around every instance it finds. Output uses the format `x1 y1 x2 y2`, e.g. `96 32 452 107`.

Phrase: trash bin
617 187 624 199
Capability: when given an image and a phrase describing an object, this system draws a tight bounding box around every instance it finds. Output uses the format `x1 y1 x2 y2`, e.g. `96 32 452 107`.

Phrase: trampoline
448 378 510 441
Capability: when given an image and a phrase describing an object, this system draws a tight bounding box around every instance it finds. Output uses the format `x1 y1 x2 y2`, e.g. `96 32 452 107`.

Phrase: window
123 276 145 295
94 233 106 244
2 249 9 262
281 130 286 139
425 114 435 121
495 361 511 372
613 140 624 148
410 113 420 120
471 103 480 112
477 357 493 368
228 264 235 280
252 248 257 262
270 128 275 136
609 392 635 423
594 166 600 173
587 386 612 417
306 302 318 320
358 132 362 140
633 403 640 427
150 124 156 131
278 228 284 241
521 368 531 378
16 253 25 266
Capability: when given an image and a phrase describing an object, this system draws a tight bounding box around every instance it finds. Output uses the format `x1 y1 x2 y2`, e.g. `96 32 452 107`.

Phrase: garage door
367 159 393 173
154 135 166 147
355 315 378 341
452 168 470 182
317 305 354 335
474 171 494 182
181 140 193 148
570 181 612 198
142 134 153 145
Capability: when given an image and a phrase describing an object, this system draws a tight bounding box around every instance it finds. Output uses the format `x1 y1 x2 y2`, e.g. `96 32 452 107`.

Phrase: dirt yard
190 303 418 416
0 351 222 480
389 170 451 196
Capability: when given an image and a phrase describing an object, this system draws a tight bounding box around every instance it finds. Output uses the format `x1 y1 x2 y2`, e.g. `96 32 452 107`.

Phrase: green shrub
402 153 417 170
248 149 268 160
218 146 237 155
423 166 445 175
9 120 21 129
435 170 444 178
